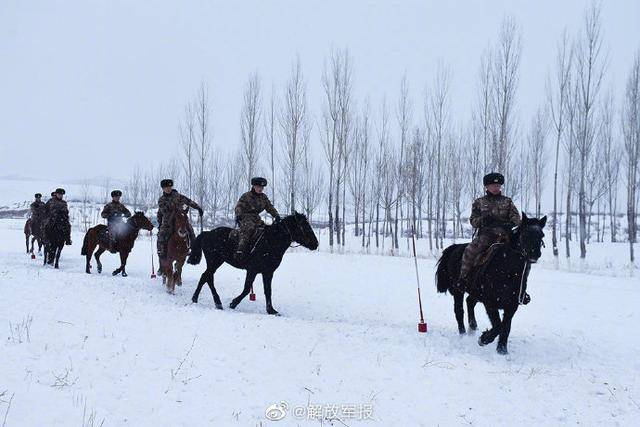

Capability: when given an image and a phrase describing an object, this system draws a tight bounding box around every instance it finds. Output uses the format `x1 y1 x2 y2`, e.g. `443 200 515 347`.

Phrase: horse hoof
267 308 280 316
177 282 182 287
458 326 466 335
479 331 491 346
215 303 223 310
191 297 198 304
229 302 237 310
112 270 119 276
469 320 478 331
497 345 508 355
85 270 91 274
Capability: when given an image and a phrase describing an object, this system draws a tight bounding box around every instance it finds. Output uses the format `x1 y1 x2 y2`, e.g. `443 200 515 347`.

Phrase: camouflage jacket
234 190 279 221
30 200 46 218
469 193 521 231
101 201 132 221
45 198 69 217
157 190 200 227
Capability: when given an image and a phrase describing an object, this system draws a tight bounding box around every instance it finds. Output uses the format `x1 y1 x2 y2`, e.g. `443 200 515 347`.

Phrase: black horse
187 212 319 314
43 211 70 269
436 213 546 354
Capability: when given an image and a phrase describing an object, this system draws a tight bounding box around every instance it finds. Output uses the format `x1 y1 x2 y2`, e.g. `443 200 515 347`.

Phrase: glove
197 207 204 217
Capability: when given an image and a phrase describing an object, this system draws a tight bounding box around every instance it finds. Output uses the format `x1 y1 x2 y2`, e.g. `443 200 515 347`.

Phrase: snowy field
1 217 639 426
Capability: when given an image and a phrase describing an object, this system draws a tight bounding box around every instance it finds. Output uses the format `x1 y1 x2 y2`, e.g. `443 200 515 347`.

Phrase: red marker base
30 254 36 260
151 273 157 279
249 293 256 301
418 321 428 333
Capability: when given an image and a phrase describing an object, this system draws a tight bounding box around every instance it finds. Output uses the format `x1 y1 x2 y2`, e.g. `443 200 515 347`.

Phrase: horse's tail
436 244 459 294
80 229 91 256
187 233 203 265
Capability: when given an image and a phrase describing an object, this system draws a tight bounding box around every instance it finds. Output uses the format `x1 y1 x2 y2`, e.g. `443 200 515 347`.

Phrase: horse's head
129 211 154 231
174 206 190 238
513 213 547 263
283 211 319 250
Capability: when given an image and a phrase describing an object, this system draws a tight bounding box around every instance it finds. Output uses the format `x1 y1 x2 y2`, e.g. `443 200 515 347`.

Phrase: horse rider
458 173 522 292
101 189 132 249
156 179 203 261
44 188 72 245
30 193 46 222
234 177 280 262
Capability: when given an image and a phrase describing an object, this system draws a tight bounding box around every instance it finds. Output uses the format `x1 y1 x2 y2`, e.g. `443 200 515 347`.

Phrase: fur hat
251 177 268 187
160 179 173 188
111 190 122 197
483 173 504 186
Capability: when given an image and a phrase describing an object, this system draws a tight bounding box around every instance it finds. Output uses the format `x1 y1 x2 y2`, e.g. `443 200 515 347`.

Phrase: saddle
96 224 119 253
229 227 265 254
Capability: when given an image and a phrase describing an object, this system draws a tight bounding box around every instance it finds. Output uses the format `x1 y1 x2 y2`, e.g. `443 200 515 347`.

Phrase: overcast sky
1 0 638 182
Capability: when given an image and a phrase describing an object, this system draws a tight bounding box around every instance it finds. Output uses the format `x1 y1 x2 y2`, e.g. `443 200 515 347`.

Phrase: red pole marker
411 224 428 333
150 230 157 279
31 253 36 260
249 285 256 301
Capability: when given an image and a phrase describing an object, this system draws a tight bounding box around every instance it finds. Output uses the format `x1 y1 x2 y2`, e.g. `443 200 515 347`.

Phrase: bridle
279 216 303 248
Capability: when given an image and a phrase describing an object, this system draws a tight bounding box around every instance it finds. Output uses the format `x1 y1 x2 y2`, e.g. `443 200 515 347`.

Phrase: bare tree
491 16 521 176
574 3 608 258
547 29 573 256
195 82 212 223
599 91 621 242
240 72 262 182
425 62 451 249
623 50 640 263
321 48 352 247
527 106 549 217
264 84 277 205
395 74 413 249
280 55 308 214
180 103 196 200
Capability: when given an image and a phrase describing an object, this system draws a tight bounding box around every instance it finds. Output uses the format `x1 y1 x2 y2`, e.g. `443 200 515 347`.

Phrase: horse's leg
496 306 517 355
479 305 502 346
262 271 280 316
467 295 478 331
54 245 62 269
174 259 185 286
230 271 257 309
453 291 466 334
95 247 106 274
115 251 129 277
25 234 29 253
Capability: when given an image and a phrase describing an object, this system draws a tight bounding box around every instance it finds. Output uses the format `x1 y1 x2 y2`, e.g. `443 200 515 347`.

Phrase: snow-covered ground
1 218 639 426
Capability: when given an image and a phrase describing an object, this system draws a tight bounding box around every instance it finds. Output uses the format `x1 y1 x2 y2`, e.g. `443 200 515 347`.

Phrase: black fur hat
50 192 56 197
160 179 173 188
35 193 42 198
55 188 66 195
111 190 122 197
251 177 268 187
483 173 504 186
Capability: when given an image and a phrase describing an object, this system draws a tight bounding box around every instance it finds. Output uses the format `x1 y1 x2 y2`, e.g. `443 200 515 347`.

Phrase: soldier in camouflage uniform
44 188 72 245
101 190 132 248
156 179 203 260
459 173 521 286
234 177 281 262
30 193 46 222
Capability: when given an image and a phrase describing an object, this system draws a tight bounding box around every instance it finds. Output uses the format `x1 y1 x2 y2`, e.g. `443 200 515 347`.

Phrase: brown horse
161 208 191 294
24 217 44 256
81 212 154 276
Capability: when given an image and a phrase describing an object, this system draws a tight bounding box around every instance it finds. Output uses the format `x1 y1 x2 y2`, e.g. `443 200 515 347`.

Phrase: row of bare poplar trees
122 4 639 262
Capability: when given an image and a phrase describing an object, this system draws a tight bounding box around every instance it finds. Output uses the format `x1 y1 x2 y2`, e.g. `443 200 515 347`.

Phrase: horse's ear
539 215 547 228
521 212 528 223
